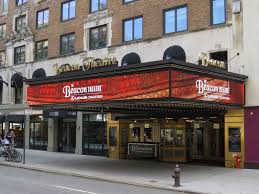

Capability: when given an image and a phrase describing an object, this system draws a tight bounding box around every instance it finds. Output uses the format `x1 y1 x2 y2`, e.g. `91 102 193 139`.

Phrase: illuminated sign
199 53 226 69
53 57 118 75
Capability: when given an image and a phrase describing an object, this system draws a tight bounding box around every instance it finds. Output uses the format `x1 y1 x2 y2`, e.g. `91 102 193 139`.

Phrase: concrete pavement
0 166 184 194
0 149 259 194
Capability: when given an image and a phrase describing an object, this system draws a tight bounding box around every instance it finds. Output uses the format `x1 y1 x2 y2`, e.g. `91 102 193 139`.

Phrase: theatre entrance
111 115 225 166
58 118 76 153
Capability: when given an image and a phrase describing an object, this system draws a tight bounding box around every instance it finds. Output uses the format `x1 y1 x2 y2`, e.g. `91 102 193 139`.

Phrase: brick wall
0 0 232 59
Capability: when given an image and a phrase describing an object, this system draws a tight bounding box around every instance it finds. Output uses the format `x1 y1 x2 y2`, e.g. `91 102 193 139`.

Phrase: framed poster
228 128 241 152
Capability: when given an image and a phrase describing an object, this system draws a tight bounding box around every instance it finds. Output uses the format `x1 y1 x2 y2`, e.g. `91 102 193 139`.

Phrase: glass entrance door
59 119 76 153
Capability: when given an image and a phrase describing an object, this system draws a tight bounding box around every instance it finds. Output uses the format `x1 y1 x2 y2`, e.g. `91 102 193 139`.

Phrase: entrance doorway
58 118 76 153
189 118 225 165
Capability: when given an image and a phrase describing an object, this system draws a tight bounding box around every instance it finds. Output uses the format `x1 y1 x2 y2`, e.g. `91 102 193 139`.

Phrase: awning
32 68 46 80
11 73 23 88
121 52 141 66
5 115 25 123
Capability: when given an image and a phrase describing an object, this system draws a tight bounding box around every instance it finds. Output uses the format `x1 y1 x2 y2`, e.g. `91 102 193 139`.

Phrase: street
0 166 186 194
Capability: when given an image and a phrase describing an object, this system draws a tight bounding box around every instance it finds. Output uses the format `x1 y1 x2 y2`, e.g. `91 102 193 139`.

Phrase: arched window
163 45 186 62
121 52 141 66
32 68 46 80
11 73 23 104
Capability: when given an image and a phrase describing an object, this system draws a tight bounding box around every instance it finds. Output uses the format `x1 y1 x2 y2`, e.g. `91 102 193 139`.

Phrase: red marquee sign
171 70 244 105
27 71 169 105
27 70 245 106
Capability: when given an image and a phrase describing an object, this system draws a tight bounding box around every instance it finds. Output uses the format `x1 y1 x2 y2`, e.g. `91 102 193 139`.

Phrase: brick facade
0 0 232 61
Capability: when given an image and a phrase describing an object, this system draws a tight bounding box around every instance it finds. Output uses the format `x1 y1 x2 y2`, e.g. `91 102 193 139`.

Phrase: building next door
58 118 76 153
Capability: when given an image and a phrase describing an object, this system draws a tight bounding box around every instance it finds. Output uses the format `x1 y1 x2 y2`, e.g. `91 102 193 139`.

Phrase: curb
0 161 210 194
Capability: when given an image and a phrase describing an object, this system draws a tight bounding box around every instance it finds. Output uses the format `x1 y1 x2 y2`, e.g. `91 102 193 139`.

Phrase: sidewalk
1 149 259 194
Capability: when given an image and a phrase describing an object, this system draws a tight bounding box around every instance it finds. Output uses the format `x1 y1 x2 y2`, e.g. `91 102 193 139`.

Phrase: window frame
14 45 25 65
61 0 76 22
89 25 107 50
1 0 9 14
0 23 6 40
35 39 48 61
16 0 27 6
60 32 75 55
90 0 107 13
36 8 49 29
211 0 227 26
163 5 188 35
122 15 143 42
15 15 26 33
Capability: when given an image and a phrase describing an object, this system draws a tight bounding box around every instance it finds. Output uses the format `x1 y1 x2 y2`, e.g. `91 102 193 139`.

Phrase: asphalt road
0 166 186 194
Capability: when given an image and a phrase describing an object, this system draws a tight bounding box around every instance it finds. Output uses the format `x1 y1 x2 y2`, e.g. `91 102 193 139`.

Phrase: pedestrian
10 130 15 148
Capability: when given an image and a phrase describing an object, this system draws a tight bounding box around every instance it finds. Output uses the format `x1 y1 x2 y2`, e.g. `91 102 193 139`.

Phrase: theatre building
0 0 254 168
27 59 247 167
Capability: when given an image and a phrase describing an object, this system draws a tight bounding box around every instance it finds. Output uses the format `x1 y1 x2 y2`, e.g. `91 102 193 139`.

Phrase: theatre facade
27 58 247 168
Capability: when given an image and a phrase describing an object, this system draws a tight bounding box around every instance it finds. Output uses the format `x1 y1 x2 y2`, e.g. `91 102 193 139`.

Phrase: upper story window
123 16 143 42
89 25 107 50
35 40 48 61
212 0 226 25
15 15 26 33
16 0 27 6
1 0 8 15
60 33 75 55
0 24 6 40
14 45 25 65
37 9 49 29
62 0 75 21
164 6 187 34
90 0 107 13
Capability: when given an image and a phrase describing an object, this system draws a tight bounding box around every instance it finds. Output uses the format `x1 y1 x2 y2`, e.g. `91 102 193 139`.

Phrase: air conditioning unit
232 0 241 14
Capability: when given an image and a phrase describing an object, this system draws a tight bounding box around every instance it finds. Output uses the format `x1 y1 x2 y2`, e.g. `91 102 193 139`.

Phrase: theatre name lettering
196 79 230 101
199 53 226 69
54 57 118 75
63 84 103 101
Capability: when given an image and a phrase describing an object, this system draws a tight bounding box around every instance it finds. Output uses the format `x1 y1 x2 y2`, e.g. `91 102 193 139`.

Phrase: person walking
10 130 15 148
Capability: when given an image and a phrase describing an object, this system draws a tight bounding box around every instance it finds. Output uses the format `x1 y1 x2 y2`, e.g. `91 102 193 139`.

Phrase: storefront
27 59 247 167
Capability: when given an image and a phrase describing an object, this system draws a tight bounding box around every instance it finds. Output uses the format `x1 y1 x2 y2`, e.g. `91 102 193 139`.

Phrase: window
123 17 143 42
16 0 27 6
212 0 226 25
0 24 6 39
1 0 8 14
164 6 187 34
37 9 49 29
15 15 26 33
35 40 48 61
14 45 25 65
210 51 228 69
62 0 75 21
0 51 5 67
89 25 107 50
15 86 23 104
90 0 107 13
60 33 75 55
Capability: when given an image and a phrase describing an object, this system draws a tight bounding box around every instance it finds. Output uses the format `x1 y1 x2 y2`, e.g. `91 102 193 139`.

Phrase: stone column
24 115 30 149
4 120 9 136
47 118 58 152
75 112 83 155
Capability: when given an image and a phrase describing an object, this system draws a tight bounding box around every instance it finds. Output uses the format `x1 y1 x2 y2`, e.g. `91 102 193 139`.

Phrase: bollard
172 164 181 187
